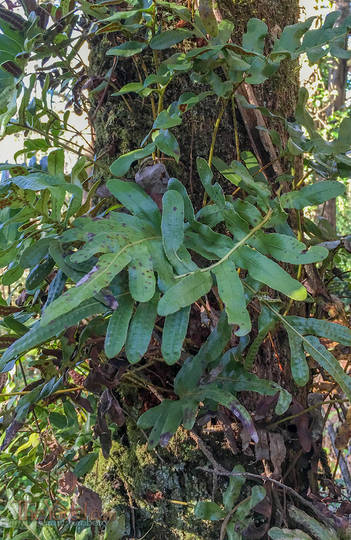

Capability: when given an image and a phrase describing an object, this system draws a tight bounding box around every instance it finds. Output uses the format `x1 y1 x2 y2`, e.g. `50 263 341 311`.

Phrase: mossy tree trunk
87 2 318 538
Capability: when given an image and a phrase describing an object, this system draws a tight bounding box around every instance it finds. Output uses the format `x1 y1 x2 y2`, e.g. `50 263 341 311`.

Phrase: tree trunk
86 2 316 537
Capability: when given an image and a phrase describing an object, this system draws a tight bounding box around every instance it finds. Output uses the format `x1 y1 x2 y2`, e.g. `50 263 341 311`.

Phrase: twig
203 97 229 205
199 467 334 527
189 429 333 527
220 496 250 540
91 57 119 121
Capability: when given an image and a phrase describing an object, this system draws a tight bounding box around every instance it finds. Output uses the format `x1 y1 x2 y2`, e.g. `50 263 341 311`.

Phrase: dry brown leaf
77 484 102 519
58 470 78 496
335 407 351 450
36 452 58 472
255 429 270 461
269 432 286 478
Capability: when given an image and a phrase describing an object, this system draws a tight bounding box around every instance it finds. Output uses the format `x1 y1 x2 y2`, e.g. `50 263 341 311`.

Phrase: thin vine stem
203 97 229 206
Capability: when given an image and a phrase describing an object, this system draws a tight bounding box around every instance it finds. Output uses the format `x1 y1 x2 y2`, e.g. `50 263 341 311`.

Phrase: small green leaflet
213 260 251 335
153 110 182 129
127 243 155 302
242 18 268 54
194 501 225 520
105 295 134 359
106 41 147 57
154 129 180 162
157 271 212 316
161 189 184 265
198 0 218 37
0 299 106 372
41 251 132 325
287 330 309 386
150 29 194 50
109 143 155 177
252 232 328 264
107 178 161 228
286 316 351 345
280 181 345 210
125 293 159 363
235 246 307 300
303 336 351 400
161 306 190 365
223 465 245 511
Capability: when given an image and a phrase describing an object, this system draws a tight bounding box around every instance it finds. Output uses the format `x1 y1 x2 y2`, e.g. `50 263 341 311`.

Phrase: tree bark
86 2 318 537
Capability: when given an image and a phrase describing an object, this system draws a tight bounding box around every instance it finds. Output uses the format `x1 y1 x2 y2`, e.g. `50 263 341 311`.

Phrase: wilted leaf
58 470 78 495
77 484 102 519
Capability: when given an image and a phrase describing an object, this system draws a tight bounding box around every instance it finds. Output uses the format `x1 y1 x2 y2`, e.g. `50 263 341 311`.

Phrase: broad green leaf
150 29 194 50
154 129 180 161
113 82 144 95
244 305 277 369
233 485 266 521
287 330 309 386
198 0 218 37
48 149 64 177
158 271 212 316
287 506 337 540
2 263 23 285
175 312 231 395
107 41 146 57
107 178 161 228
331 117 351 153
0 299 106 372
75 527 94 540
168 177 195 223
128 243 155 302
304 336 351 399
161 306 190 365
41 251 131 325
26 256 55 290
280 181 345 210
194 501 224 520
125 293 159 363
105 295 134 358
161 189 184 265
153 110 182 129
197 157 225 207
212 157 270 200
214 260 251 335
137 397 194 447
73 452 99 478
252 232 328 264
19 238 51 268
243 18 267 54
271 18 314 59
109 143 155 177
223 465 245 511
104 513 126 540
235 246 307 300
286 316 351 345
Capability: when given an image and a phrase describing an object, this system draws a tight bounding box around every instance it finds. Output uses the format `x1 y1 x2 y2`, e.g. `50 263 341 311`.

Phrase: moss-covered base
86 421 237 538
